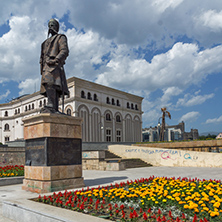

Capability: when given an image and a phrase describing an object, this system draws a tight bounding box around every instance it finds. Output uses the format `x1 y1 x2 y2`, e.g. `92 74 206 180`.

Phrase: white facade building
0 77 143 144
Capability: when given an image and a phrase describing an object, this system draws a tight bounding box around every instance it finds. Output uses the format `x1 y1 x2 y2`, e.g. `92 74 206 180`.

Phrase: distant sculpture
159 107 171 141
40 18 69 113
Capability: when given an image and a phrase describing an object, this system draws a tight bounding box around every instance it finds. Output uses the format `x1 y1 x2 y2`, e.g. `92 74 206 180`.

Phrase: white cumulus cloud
179 111 200 123
0 90 10 100
18 78 40 95
176 91 214 107
206 116 222 124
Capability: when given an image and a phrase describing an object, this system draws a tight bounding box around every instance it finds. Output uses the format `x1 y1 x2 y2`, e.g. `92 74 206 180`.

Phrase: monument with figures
22 19 84 193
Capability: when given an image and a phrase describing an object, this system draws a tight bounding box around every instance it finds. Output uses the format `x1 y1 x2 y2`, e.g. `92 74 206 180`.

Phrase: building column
100 115 105 142
89 113 92 142
122 119 126 142
113 117 115 142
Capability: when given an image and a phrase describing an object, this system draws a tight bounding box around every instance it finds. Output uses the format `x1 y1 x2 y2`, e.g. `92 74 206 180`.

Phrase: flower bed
35 176 222 221
0 165 24 177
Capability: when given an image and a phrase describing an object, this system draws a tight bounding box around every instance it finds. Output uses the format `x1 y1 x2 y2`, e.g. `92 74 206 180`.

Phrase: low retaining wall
82 150 125 171
0 176 24 186
0 147 25 166
0 148 125 171
108 145 222 167
135 140 222 152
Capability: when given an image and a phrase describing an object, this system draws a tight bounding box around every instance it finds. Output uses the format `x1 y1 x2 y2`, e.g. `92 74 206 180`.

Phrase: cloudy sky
1 0 222 134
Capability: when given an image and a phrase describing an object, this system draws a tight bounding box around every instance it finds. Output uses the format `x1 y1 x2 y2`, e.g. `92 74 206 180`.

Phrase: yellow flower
210 211 219 217
203 207 209 211
213 202 220 208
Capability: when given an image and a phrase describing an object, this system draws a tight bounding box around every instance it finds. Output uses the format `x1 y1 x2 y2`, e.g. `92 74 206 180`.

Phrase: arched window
106 97 110 104
117 100 120 106
93 94 98 101
4 123 9 131
39 101 42 107
112 98 115 105
15 110 17 115
18 108 20 114
87 92 92 100
127 102 130 108
116 115 121 122
32 103 34 109
81 90 85 98
4 111 8 117
135 104 138 110
67 108 71 116
106 113 111 121
25 106 27 111
131 103 134 109
28 105 31 110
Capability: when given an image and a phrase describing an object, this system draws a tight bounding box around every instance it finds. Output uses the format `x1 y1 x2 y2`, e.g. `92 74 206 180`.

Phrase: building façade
0 77 143 144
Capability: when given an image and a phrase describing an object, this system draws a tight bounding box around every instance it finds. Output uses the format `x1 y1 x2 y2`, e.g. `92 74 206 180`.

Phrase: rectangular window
106 129 111 142
5 137 10 143
116 130 121 142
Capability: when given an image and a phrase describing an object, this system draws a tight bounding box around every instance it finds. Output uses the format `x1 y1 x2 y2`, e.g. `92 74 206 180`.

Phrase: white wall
108 145 222 168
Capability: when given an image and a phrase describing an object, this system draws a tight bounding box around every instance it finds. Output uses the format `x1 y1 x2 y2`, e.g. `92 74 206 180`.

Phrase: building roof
0 76 143 107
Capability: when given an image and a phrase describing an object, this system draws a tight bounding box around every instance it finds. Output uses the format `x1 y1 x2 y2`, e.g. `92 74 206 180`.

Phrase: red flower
120 204 125 210
143 212 148 221
148 208 151 213
162 215 166 221
121 210 125 219
193 214 197 222
157 209 162 215
182 213 186 219
157 216 161 222
130 212 133 219
168 210 172 218
133 210 138 218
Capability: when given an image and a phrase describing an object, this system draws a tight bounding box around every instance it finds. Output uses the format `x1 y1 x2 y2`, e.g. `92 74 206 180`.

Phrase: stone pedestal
22 113 85 193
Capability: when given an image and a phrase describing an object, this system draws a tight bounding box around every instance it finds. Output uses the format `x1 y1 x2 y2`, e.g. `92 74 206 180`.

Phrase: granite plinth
24 165 82 181
23 113 82 140
22 113 84 193
22 177 85 193
25 137 82 166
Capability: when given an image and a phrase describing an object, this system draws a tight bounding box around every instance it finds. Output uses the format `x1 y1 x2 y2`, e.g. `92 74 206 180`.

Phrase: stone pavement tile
0 204 15 222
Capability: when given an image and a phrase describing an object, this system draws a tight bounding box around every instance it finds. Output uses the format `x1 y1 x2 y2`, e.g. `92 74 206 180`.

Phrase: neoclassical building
0 77 143 144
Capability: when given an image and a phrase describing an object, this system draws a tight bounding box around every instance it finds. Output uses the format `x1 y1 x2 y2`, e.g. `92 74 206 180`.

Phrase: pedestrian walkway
1 167 221 221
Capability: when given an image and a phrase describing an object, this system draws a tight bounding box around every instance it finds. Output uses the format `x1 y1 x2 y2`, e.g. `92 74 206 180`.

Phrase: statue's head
48 18 59 35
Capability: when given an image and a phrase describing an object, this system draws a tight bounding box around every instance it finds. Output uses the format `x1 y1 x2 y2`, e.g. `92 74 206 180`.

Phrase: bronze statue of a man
40 18 69 113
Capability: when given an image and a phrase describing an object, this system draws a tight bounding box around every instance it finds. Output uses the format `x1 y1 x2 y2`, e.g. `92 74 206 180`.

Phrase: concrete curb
3 199 109 222
0 176 24 186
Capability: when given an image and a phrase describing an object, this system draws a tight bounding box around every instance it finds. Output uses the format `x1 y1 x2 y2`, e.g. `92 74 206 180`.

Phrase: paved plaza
0 166 222 221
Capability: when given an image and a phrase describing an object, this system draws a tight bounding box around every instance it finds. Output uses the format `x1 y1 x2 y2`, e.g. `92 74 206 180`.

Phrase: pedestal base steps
22 177 84 193
22 165 84 193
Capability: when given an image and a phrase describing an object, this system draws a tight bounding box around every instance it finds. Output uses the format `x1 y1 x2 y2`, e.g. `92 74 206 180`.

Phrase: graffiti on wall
125 148 199 161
